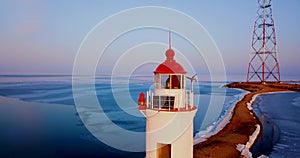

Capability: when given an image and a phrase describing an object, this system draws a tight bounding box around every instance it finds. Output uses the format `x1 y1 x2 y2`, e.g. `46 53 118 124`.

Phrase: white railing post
151 92 154 109
190 91 194 107
184 90 187 107
146 91 149 108
187 90 189 110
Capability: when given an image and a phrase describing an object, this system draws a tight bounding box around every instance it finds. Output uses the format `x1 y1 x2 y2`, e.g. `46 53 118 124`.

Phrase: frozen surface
0 75 244 157
252 92 300 158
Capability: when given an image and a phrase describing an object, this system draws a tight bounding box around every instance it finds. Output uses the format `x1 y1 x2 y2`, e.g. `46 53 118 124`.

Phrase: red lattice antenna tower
247 0 281 82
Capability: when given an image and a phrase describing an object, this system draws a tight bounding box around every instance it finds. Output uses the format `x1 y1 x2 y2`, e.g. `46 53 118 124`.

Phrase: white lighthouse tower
138 34 197 158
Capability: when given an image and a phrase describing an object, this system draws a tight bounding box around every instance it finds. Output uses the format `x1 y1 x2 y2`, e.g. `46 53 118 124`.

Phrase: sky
0 0 299 80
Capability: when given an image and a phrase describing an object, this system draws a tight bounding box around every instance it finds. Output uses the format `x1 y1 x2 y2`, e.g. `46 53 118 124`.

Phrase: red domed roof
154 48 186 74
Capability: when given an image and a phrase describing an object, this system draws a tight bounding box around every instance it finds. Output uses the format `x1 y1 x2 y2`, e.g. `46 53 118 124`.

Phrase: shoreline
193 90 249 145
194 82 300 158
251 91 300 157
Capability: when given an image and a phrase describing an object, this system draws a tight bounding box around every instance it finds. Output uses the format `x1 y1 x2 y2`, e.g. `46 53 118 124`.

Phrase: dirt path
193 82 300 158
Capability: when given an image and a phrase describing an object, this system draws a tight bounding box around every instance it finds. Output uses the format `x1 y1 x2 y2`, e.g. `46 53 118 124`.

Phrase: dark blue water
251 92 300 158
0 75 242 157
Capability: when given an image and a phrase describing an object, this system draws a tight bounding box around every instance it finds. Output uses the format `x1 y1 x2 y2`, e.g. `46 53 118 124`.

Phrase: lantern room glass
154 74 185 89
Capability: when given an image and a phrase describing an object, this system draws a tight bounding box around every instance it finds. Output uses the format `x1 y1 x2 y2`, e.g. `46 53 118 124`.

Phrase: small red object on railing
138 92 146 107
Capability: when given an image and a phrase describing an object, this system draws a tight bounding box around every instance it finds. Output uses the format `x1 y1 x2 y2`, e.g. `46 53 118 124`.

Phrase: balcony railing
152 96 175 110
145 90 194 111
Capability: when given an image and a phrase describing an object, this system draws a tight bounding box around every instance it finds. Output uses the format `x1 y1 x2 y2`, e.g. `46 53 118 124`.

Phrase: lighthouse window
152 96 175 109
165 75 181 89
154 75 161 89
173 75 180 89
155 74 184 89
160 75 169 89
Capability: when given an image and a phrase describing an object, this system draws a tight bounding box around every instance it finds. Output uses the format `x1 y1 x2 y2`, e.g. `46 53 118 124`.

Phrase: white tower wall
143 109 197 158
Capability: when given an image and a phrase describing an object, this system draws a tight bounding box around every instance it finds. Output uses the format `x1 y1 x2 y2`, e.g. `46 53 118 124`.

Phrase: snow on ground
236 124 261 158
193 91 249 145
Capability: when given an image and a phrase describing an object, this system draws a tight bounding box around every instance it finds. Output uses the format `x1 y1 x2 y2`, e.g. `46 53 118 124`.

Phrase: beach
194 82 300 157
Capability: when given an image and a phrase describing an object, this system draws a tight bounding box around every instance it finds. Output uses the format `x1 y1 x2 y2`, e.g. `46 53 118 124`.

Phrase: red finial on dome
166 30 175 60
166 48 175 60
154 30 186 74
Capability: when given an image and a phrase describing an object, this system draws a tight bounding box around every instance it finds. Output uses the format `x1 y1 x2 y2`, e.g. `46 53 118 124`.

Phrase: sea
251 91 300 158
0 75 299 158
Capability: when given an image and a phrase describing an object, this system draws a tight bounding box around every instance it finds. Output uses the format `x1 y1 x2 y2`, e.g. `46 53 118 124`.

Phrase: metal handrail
146 90 193 111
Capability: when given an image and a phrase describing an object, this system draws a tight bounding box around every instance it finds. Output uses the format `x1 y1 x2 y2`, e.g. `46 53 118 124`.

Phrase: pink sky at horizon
0 0 299 81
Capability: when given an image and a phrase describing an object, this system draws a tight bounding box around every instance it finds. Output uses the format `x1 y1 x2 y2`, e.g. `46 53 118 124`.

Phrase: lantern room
138 40 195 111
154 48 186 90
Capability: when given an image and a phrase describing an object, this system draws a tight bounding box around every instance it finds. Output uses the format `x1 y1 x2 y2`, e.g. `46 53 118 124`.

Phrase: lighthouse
138 33 197 158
